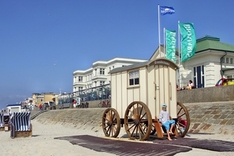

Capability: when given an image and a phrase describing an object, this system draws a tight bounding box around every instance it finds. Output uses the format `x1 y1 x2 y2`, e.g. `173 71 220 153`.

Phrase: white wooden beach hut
101 58 190 140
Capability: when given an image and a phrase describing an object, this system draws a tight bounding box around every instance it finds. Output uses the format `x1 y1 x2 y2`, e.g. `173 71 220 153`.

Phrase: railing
57 84 111 107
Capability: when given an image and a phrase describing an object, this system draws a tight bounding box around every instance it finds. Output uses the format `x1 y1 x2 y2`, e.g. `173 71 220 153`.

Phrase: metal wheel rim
177 102 190 137
102 108 120 138
124 101 152 141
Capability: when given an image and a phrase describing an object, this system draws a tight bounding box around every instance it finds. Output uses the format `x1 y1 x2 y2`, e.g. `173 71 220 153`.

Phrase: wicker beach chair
0 110 10 132
0 111 4 131
10 112 32 138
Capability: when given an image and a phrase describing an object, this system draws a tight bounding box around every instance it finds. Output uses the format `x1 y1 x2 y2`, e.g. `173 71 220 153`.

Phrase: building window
100 68 105 75
112 66 114 69
94 69 97 76
230 58 233 64
89 74 92 80
222 58 225 63
100 81 105 86
129 70 139 86
78 76 83 82
226 58 229 64
193 65 204 88
109 67 111 72
78 87 83 91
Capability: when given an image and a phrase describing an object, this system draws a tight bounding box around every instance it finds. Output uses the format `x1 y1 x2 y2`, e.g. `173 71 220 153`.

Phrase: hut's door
147 60 177 118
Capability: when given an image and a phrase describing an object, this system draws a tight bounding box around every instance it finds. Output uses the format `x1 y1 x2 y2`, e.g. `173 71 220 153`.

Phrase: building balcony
92 74 108 80
73 81 86 85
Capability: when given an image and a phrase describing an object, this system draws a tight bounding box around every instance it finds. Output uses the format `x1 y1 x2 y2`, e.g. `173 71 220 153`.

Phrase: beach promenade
0 105 234 156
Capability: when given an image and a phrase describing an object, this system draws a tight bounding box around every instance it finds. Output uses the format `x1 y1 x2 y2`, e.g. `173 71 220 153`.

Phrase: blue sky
0 0 234 108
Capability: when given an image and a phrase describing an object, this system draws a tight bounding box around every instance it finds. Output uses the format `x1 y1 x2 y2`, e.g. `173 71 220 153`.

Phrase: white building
73 57 147 92
151 36 234 88
73 36 234 92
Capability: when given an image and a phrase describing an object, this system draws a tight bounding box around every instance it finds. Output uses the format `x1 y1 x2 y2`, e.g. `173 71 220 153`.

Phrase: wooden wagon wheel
102 108 120 138
176 102 190 137
124 101 152 141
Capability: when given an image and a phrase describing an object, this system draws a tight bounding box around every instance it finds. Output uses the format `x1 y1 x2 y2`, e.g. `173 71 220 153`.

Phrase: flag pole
164 27 166 57
158 4 161 57
178 21 181 66
178 20 181 88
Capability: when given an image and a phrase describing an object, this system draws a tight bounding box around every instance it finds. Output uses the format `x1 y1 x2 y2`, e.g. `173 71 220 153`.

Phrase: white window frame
129 70 139 86
100 68 105 75
193 65 204 88
230 58 233 64
78 76 83 82
100 81 105 86
226 57 229 64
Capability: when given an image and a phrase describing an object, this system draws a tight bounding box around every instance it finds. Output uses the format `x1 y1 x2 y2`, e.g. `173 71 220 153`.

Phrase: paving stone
211 111 221 115
213 119 222 124
193 129 200 133
219 115 228 119
202 124 212 130
220 120 229 125
191 123 200 129
227 114 234 118
225 120 233 125
213 115 221 119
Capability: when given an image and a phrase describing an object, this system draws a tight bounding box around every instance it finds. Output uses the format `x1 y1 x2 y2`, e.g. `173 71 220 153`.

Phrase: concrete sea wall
34 101 234 135
186 101 234 135
177 85 234 103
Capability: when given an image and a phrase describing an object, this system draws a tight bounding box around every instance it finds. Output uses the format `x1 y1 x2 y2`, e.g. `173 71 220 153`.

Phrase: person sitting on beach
158 104 175 141
186 80 194 90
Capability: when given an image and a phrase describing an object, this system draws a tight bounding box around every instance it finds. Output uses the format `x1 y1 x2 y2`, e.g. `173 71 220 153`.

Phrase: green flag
179 23 196 62
166 29 176 63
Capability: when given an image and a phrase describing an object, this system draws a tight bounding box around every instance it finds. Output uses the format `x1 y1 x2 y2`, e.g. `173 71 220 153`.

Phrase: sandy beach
0 118 233 156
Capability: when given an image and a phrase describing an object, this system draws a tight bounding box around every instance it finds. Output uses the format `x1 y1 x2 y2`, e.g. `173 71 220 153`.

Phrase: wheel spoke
103 124 109 129
179 122 186 127
137 103 139 114
136 125 139 138
140 112 147 120
178 113 186 118
139 124 145 135
113 118 117 124
107 125 111 134
127 123 136 131
177 107 183 116
130 125 137 137
141 123 147 132
111 126 114 136
139 106 143 116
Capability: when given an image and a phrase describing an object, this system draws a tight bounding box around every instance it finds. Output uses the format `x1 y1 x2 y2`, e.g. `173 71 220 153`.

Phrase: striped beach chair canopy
11 112 31 131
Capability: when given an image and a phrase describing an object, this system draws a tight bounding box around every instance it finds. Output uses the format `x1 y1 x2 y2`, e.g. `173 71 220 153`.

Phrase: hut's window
129 70 139 86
